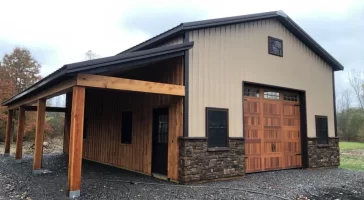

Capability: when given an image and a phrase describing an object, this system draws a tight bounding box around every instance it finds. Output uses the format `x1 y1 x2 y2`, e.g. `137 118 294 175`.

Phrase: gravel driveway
0 153 363 200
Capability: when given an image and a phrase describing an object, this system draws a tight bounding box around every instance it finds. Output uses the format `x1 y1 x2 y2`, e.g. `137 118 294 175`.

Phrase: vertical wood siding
64 57 184 181
187 19 334 138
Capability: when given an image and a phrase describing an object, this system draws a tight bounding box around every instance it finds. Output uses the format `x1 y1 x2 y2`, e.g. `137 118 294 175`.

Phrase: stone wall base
178 138 245 184
308 137 340 168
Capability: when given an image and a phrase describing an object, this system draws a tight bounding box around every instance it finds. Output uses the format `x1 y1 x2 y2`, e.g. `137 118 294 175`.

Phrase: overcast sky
0 0 363 96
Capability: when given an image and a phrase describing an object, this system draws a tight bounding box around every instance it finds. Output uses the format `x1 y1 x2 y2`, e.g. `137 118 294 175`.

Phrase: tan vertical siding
188 19 334 138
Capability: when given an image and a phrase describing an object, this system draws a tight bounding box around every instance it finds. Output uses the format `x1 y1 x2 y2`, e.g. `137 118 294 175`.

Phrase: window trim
268 36 283 57
121 111 133 144
315 115 329 145
205 107 229 150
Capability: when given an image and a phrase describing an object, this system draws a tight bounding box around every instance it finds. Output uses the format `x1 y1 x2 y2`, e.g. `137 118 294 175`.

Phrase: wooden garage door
244 87 301 173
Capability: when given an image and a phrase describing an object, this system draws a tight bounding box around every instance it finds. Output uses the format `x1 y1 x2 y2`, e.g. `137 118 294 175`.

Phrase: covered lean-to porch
2 42 193 198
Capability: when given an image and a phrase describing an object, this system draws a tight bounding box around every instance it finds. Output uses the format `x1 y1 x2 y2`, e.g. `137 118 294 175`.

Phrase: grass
340 154 364 170
340 141 364 171
340 141 364 150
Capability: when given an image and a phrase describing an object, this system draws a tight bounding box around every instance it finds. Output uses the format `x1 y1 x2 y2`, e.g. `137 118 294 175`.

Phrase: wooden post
4 110 13 156
33 99 46 172
68 86 85 198
15 107 25 162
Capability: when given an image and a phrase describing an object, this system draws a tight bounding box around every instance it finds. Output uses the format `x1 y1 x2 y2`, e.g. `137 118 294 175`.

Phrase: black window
121 112 133 144
83 117 88 139
316 116 328 144
244 88 260 97
268 36 283 57
206 108 228 148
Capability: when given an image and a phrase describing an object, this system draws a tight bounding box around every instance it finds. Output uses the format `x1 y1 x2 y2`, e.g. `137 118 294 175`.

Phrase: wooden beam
4 110 13 156
68 86 85 198
8 78 76 110
77 74 185 96
15 107 25 161
24 106 66 112
33 99 46 171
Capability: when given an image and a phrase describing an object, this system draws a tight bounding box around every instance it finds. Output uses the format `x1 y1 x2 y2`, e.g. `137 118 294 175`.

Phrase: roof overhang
2 42 194 107
120 11 344 71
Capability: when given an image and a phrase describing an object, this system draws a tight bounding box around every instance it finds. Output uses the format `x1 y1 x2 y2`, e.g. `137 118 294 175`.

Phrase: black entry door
152 108 169 175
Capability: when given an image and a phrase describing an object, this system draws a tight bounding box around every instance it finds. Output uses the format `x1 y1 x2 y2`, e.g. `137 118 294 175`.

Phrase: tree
2 47 41 93
85 50 100 60
337 90 352 140
0 67 15 141
348 70 364 111
1 47 42 141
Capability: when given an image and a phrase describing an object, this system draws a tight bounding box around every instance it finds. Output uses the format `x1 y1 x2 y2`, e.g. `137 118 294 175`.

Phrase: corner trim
332 71 338 137
183 31 190 137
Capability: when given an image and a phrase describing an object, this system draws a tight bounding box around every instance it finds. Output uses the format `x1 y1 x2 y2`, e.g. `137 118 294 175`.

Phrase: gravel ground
0 154 364 200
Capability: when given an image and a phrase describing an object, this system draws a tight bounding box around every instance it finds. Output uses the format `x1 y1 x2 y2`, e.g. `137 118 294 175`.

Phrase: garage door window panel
264 91 280 100
244 88 260 97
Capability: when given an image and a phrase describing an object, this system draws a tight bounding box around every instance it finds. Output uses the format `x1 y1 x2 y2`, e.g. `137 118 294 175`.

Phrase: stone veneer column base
178 137 245 184
308 137 340 168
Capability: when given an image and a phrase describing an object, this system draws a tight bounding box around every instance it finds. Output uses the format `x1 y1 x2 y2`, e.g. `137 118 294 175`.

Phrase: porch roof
2 42 193 106
2 42 193 107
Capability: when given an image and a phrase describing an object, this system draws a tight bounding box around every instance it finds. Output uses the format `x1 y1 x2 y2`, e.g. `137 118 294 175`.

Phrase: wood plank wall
64 57 183 181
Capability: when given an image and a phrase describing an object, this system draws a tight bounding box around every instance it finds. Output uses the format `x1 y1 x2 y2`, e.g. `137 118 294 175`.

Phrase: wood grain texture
76 89 183 180
77 74 185 96
33 99 46 170
4 110 13 154
244 87 301 173
68 87 85 192
64 57 184 181
8 78 76 110
15 107 25 160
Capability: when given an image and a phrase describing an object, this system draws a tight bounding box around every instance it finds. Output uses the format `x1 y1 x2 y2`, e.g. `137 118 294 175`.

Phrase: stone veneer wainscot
178 138 245 183
307 137 340 168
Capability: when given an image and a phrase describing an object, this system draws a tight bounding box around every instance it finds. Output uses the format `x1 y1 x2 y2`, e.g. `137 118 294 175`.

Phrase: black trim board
242 81 309 168
119 11 344 71
3 42 194 106
332 71 338 137
183 31 189 137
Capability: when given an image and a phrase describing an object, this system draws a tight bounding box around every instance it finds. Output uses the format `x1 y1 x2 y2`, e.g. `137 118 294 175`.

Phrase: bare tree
337 90 351 139
85 50 100 60
348 70 364 111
